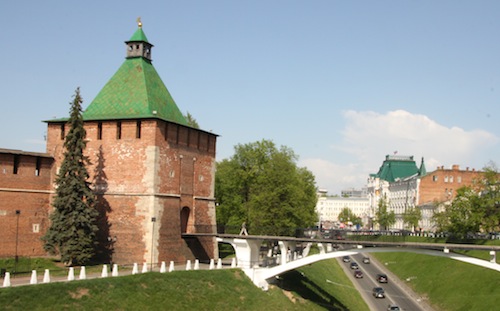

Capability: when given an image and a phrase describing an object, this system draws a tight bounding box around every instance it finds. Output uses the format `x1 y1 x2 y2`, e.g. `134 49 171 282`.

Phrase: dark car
354 270 363 278
342 256 350 262
387 305 400 311
372 287 385 298
377 273 388 283
350 262 359 269
362 257 370 264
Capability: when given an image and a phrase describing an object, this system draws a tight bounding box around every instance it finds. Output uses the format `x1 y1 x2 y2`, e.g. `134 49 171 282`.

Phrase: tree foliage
215 140 317 236
375 195 395 230
433 162 499 237
337 207 362 227
184 111 200 129
42 88 99 266
402 207 422 231
337 207 352 224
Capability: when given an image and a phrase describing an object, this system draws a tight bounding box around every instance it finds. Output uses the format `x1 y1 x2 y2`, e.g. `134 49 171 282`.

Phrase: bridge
183 233 500 290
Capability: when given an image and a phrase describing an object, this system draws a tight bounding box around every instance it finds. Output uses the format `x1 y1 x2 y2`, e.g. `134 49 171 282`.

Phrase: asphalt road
338 252 434 311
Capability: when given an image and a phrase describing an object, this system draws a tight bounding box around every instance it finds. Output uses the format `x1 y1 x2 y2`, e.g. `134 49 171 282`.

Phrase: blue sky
1 1 499 194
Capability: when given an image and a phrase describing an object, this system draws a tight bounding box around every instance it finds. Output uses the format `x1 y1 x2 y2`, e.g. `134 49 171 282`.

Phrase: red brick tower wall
46 118 217 265
0 151 53 257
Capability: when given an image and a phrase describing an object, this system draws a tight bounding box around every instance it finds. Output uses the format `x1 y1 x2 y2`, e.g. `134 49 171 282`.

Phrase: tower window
97 122 103 140
13 155 20 174
60 124 65 140
136 121 141 139
117 121 122 139
35 157 41 176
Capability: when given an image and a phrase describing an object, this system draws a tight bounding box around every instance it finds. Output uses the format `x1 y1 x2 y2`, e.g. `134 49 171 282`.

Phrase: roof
127 27 149 43
419 157 427 176
82 57 187 125
373 155 420 182
0 148 52 158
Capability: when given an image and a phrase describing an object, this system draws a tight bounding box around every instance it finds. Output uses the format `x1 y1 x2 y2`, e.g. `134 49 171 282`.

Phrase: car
362 257 370 264
354 270 363 278
387 305 400 311
372 287 385 298
377 273 388 283
350 262 359 269
342 256 350 262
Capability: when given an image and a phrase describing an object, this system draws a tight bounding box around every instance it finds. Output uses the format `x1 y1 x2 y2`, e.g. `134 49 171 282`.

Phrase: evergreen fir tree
42 88 99 266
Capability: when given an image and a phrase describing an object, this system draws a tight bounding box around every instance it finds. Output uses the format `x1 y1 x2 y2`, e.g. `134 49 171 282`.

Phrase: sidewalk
2 260 234 288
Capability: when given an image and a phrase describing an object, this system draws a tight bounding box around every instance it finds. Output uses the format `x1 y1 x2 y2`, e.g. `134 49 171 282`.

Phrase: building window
136 121 141 139
60 124 65 140
449 176 454 183
457 176 462 183
97 122 103 140
116 121 122 140
35 157 41 176
444 176 449 183
33 224 40 233
13 155 20 174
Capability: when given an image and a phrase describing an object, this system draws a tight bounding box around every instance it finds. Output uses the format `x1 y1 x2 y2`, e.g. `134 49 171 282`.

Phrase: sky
1 1 499 195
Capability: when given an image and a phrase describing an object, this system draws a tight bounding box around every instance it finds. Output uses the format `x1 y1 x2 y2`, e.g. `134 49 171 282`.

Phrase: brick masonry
0 118 218 265
419 165 481 204
0 151 53 257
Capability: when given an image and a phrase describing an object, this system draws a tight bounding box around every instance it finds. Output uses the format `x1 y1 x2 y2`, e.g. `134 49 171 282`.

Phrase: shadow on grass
278 270 349 311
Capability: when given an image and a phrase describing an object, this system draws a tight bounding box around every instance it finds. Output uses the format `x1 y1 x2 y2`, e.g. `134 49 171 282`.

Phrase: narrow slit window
60 124 65 140
13 155 20 174
117 121 122 139
35 157 41 176
136 120 141 139
97 122 103 140
176 125 179 144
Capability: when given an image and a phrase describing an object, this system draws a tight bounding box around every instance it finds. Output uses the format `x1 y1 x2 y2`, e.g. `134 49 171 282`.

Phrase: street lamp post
15 210 20 273
151 217 156 272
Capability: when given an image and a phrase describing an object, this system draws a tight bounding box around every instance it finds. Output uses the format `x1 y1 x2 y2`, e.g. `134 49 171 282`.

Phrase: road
338 252 434 311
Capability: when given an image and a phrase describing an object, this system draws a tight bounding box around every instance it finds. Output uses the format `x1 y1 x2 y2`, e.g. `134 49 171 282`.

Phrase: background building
367 154 482 232
316 190 370 229
418 165 481 231
367 155 425 230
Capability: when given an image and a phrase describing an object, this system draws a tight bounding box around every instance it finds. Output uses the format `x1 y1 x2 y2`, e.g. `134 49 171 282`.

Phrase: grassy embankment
358 235 500 310
2 237 497 310
0 258 368 311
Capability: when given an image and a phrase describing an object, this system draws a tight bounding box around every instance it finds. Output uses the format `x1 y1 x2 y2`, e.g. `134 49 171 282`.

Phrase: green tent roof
373 155 420 182
82 26 187 126
128 27 149 43
83 57 187 124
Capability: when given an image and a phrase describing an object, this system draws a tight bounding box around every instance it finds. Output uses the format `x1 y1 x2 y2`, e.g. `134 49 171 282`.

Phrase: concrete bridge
183 233 500 290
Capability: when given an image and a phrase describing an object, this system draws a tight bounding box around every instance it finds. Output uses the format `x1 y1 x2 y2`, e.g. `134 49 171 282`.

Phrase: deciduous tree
433 163 499 237
215 140 317 236
403 207 422 231
375 195 395 230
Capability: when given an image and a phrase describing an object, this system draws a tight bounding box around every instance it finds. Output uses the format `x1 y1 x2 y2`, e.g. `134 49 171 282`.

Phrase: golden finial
137 17 142 28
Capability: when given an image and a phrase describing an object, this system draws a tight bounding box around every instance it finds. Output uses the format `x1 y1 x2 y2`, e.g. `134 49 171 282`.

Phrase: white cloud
300 109 499 195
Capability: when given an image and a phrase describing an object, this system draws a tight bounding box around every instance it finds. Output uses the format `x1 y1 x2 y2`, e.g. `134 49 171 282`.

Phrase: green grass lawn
0 261 367 311
2 238 498 310
281 259 370 311
372 252 500 311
